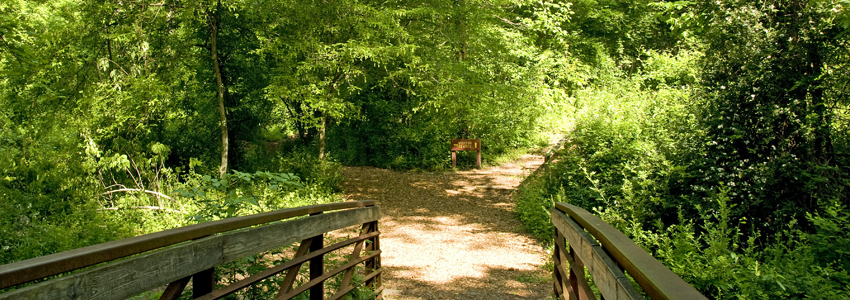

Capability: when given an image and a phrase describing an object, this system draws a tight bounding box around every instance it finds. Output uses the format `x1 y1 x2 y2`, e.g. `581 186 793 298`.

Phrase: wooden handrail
516 136 567 191
0 200 375 289
0 200 382 300
543 137 568 163
552 203 707 300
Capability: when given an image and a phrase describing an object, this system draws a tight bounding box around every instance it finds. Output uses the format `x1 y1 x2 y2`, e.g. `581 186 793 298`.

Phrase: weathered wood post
309 212 324 300
193 268 216 299
364 220 381 296
451 139 481 169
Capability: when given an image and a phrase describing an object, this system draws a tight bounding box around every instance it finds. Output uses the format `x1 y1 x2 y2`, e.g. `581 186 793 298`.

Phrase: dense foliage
692 0 850 235
0 0 561 264
516 0 850 298
2 0 849 298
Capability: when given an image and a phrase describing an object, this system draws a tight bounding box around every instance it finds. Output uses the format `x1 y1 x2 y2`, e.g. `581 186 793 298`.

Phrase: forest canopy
0 0 564 264
1 0 850 298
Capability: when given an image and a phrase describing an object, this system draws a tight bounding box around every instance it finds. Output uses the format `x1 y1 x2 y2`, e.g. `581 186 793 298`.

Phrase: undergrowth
0 144 379 299
515 51 850 299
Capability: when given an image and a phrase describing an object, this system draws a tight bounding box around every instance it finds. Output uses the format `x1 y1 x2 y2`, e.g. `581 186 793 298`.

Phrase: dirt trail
341 155 551 300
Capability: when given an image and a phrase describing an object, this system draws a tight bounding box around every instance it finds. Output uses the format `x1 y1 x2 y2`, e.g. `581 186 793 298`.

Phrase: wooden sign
451 139 481 168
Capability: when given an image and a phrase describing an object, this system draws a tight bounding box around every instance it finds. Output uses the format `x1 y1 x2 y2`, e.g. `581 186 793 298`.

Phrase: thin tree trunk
207 5 229 177
106 27 114 74
283 97 308 144
318 112 326 160
808 42 832 162
456 0 467 61
318 82 337 160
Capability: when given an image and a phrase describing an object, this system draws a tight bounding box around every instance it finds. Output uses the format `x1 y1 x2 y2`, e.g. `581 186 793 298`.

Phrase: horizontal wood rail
0 200 382 300
551 203 707 300
543 137 568 163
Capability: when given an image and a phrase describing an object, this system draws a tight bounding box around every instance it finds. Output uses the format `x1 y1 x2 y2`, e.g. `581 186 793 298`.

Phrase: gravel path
341 155 552 300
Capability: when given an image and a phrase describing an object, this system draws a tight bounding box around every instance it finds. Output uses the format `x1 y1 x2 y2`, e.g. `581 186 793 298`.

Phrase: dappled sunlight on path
342 155 551 300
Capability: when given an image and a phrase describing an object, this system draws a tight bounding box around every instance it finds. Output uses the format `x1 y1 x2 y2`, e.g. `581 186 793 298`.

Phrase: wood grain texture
0 206 380 300
0 200 377 290
275 251 382 300
555 203 707 300
551 208 641 300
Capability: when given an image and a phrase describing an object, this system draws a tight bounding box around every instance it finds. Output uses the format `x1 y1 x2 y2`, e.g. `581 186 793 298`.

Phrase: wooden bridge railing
0 200 382 300
551 203 707 300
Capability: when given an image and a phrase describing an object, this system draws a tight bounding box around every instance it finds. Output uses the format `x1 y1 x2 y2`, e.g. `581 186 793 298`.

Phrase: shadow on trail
383 265 549 300
344 168 522 233
341 159 551 300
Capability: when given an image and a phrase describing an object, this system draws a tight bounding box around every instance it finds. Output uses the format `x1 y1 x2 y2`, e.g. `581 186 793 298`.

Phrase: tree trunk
456 0 468 61
283 97 309 144
318 112 326 160
106 27 114 74
807 41 832 162
207 5 229 178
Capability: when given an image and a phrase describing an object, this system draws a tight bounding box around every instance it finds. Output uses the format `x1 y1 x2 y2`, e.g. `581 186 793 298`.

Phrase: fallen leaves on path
341 155 552 300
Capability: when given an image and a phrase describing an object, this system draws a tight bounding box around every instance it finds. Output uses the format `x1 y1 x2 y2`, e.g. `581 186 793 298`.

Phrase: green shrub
0 195 145 265
516 52 699 240
178 170 303 221
515 50 850 298
632 192 850 299
326 81 557 170
275 149 345 193
515 180 557 239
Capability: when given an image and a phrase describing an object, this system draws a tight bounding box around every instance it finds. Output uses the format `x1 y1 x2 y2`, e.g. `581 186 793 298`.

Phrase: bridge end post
309 210 325 300
192 268 215 299
552 228 569 299
364 220 382 299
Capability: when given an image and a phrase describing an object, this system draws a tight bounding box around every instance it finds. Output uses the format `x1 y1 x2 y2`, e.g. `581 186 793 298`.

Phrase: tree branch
100 188 172 200
493 14 524 27
98 206 184 214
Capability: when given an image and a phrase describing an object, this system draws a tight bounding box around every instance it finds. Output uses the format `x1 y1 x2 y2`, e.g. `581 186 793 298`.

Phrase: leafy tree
323 0 560 169
260 0 416 160
685 0 850 234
